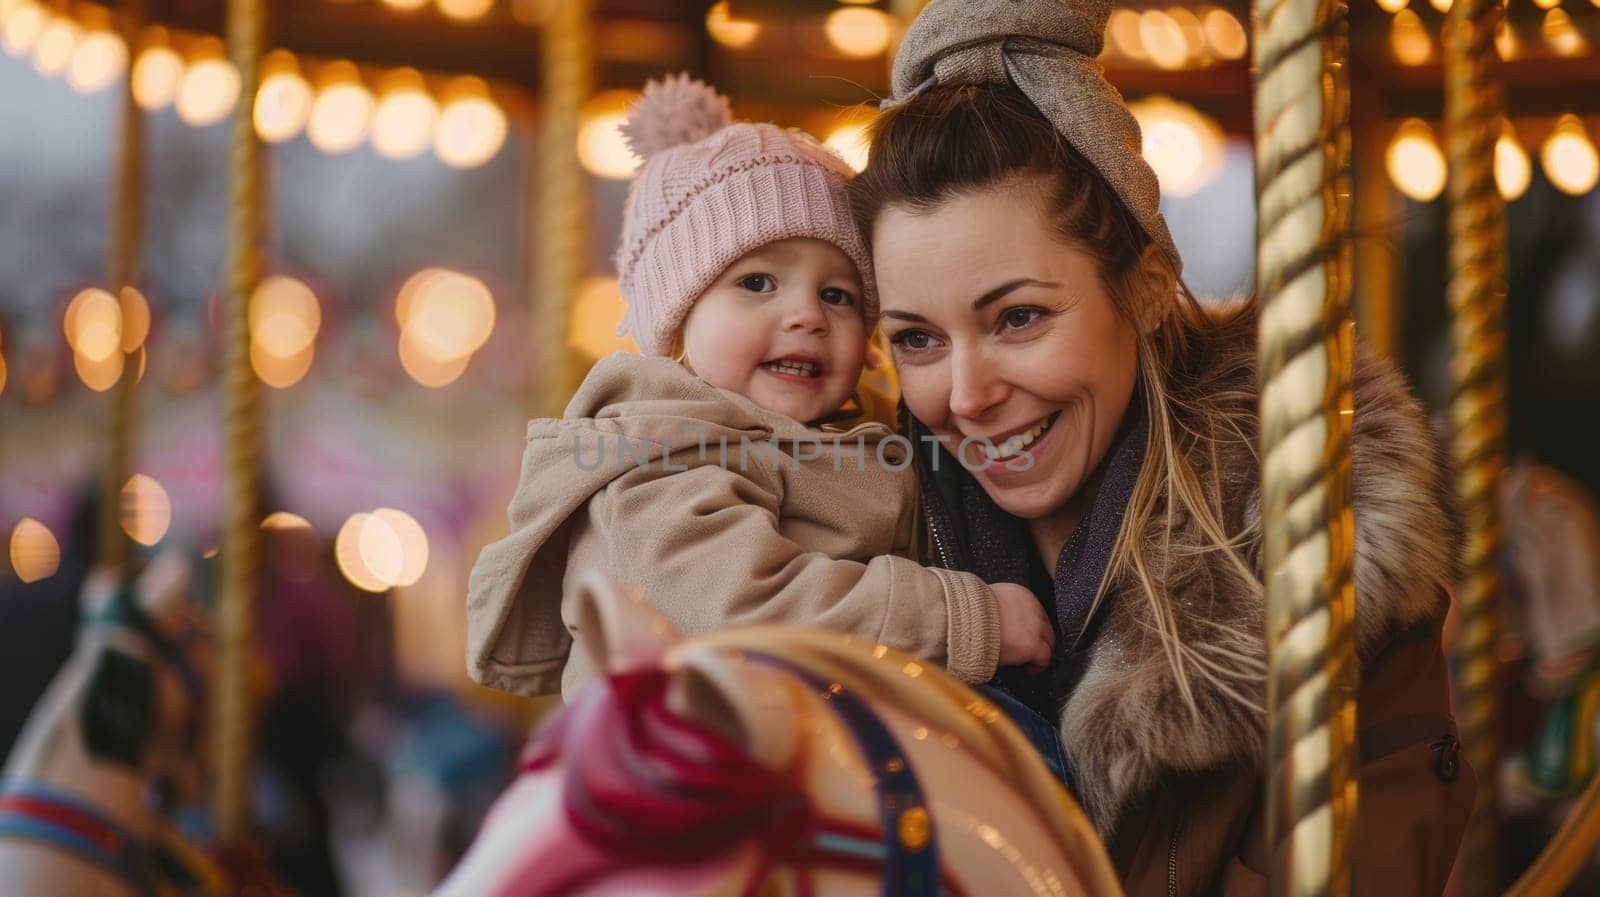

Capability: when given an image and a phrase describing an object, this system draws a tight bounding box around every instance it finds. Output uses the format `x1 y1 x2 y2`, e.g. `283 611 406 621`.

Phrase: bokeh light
250 275 322 358
1130 96 1224 198
32 17 79 77
1429 0 1452 12
824 7 893 58
1390 9 1432 66
705 1 761 49
372 508 428 587
398 329 470 387
1495 126 1531 201
120 474 172 547
255 55 314 143
1 3 46 57
401 270 494 362
1541 9 1588 57
120 287 150 352
570 276 636 359
176 57 241 127
250 340 315 389
67 29 127 94
577 89 639 179
437 0 493 21
65 287 122 362
1138 10 1188 69
372 72 438 160
74 344 125 391
1376 0 1409 12
1202 9 1247 60
336 513 391 593
435 82 507 168
1541 116 1599 197
1107 9 1147 60
10 518 60 583
261 511 313 532
824 119 871 173
308 68 375 154
381 0 429 10
1386 118 1448 202
132 44 184 110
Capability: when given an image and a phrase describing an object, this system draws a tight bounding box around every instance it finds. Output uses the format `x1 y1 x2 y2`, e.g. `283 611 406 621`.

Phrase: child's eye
820 287 855 307
738 274 776 293
1000 307 1044 331
888 330 938 352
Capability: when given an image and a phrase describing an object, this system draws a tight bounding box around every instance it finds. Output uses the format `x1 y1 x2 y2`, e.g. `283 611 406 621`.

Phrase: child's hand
993 582 1055 674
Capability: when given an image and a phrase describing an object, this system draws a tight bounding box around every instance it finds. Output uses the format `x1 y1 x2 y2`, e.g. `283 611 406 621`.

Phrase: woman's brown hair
850 84 1265 715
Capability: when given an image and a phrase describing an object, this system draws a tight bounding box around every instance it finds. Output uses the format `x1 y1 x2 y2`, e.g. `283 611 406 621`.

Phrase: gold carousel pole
532 0 593 418
214 0 267 843
1252 0 1358 893
101 0 148 574
1444 0 1508 892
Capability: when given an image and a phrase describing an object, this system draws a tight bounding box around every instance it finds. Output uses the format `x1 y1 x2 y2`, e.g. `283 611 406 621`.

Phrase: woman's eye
820 287 856 307
1000 307 1044 330
889 330 936 352
739 274 776 293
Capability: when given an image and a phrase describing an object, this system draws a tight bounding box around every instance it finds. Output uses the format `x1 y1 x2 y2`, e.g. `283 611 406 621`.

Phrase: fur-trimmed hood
1055 308 1461 831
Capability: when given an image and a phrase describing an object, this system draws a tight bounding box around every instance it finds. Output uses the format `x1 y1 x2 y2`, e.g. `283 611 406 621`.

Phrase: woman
848 1 1475 894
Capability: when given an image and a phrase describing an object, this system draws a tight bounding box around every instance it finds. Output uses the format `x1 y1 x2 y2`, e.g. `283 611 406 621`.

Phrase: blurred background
1 0 1598 895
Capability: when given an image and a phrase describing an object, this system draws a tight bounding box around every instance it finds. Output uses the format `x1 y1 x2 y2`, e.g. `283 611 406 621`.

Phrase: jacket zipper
1167 804 1186 897
927 513 954 569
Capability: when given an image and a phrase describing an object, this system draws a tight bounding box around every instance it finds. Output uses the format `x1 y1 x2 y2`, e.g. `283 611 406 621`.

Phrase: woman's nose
948 346 1008 421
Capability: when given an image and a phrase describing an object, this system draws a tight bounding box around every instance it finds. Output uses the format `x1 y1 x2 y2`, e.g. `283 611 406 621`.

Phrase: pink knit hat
613 74 876 357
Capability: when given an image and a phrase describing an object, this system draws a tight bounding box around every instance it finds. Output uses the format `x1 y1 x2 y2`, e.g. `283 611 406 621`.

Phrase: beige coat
465 353 1001 700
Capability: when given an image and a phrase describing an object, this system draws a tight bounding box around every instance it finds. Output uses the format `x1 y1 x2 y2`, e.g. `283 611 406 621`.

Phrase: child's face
680 237 867 424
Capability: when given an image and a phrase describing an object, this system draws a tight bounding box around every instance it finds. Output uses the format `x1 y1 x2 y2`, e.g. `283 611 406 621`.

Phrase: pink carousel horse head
435 570 1123 897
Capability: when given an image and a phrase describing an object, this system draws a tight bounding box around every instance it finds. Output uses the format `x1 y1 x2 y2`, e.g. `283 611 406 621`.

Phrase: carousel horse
434 569 1123 897
0 550 224 897
1499 461 1600 808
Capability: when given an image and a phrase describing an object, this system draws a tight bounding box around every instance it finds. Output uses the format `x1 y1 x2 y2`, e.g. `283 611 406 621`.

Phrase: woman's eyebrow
880 278 1062 323
972 278 1061 311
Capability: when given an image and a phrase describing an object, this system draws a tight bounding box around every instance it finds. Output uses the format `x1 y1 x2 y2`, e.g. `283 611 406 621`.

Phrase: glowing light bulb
10 518 60 583
569 277 637 359
308 77 375 154
1390 10 1432 66
437 0 493 21
32 17 79 77
824 7 893 58
255 66 313 143
1495 127 1531 201
705 1 760 49
1385 119 1448 202
67 29 127 94
1202 9 1247 60
1138 10 1189 69
372 83 438 160
1541 116 1599 197
577 90 639 179
435 89 506 168
120 474 172 546
132 45 184 110
176 58 241 127
824 120 871 173
1376 0 1409 12
1130 97 1224 197
1 4 47 57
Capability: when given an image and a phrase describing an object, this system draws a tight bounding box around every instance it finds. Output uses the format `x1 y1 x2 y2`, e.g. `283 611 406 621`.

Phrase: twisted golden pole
532 0 593 418
1444 1 1508 893
1252 0 1358 894
214 0 266 842
100 0 148 575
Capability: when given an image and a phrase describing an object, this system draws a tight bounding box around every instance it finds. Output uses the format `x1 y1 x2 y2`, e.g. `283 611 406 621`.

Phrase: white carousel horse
434 569 1123 897
0 550 222 897
1499 460 1600 810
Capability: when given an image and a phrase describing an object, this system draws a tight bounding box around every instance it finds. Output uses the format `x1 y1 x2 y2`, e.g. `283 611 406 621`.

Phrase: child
465 75 1051 702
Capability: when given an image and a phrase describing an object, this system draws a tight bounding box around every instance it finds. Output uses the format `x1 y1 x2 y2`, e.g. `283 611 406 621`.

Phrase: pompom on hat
613 74 875 357
889 0 1182 281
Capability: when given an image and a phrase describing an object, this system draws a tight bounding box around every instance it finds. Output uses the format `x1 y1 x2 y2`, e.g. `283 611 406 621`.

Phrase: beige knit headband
887 0 1182 277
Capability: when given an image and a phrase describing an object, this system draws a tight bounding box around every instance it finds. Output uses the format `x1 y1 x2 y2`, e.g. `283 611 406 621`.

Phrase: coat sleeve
590 456 1002 683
